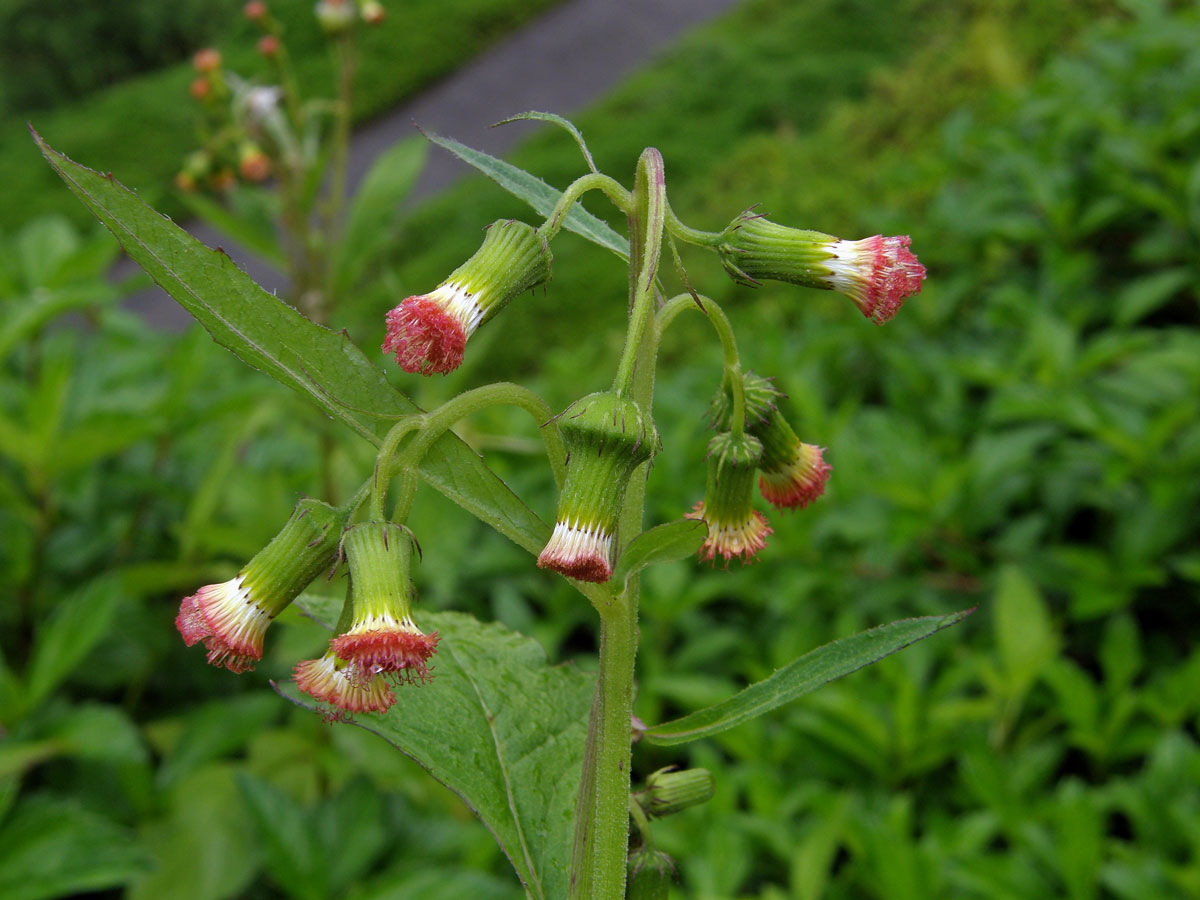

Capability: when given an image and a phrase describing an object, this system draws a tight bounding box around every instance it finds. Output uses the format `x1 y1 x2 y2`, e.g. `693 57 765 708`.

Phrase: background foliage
2 0 1198 898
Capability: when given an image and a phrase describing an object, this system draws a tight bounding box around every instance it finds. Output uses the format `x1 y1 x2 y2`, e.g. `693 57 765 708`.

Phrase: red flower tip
175 577 267 673
193 48 222 73
294 654 395 719
685 501 773 565
330 624 439 685
828 235 926 324
537 520 613 583
382 295 468 375
759 443 831 511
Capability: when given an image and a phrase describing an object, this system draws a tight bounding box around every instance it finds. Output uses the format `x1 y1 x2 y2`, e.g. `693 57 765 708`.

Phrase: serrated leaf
281 609 593 900
644 610 972 746
26 575 122 709
34 132 551 556
495 111 598 174
612 519 706 584
422 129 628 259
0 795 151 900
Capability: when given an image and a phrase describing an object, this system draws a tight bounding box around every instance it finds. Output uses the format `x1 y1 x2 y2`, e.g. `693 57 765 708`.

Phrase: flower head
686 432 772 564
538 392 658 582
293 652 395 720
717 210 925 324
383 219 551 375
329 522 438 685
175 499 345 672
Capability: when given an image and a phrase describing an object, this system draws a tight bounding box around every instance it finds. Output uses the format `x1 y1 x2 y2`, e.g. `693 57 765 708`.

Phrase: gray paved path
125 0 742 329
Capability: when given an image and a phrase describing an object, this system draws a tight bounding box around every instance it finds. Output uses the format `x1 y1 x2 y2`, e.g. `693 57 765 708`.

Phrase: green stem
537 173 631 244
378 383 566 524
658 292 746 436
665 200 720 247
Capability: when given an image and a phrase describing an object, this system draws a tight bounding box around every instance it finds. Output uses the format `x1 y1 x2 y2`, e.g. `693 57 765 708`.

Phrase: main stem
573 149 665 900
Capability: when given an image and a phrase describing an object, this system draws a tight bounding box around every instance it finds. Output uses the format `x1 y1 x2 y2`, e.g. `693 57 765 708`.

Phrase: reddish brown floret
331 628 440 685
294 655 395 718
382 296 467 375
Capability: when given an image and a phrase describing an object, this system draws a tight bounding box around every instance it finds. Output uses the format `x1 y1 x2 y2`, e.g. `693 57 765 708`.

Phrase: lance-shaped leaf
282 606 593 900
422 129 628 260
612 519 707 585
33 131 549 555
494 111 599 174
644 610 973 746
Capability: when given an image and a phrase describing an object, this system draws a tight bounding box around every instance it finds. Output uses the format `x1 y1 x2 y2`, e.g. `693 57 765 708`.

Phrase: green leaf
236 772 326 900
1114 267 1192 325
422 129 629 259
495 111 599 174
612 519 707 585
335 137 428 291
157 694 280 788
0 795 151 900
26 574 122 710
281 609 593 900
179 188 285 267
644 610 973 746
129 765 259 900
34 132 551 556
994 565 1059 702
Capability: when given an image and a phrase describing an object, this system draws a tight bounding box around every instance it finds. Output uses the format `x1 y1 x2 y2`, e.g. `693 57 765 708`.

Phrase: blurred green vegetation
0 0 560 233
3 0 1199 898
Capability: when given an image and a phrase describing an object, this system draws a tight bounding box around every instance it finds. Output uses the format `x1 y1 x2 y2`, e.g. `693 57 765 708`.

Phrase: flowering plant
36 99 965 897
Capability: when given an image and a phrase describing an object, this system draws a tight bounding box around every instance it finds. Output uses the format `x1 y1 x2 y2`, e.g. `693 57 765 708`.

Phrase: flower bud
244 1 268 21
627 848 674 900
256 34 280 57
710 373 831 511
293 650 395 719
329 522 439 684
641 766 715 818
189 77 211 101
718 210 925 324
754 412 830 512
360 1 386 24
209 168 236 192
176 499 346 672
538 392 658 582
192 48 222 73
238 143 271 182
686 431 772 564
383 220 552 375
315 0 356 33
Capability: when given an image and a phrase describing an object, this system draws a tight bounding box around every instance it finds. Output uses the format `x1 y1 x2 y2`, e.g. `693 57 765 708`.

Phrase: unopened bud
244 1 268 21
718 210 925 324
686 431 771 564
361 1 386 24
257 34 280 57
383 220 552 375
315 0 356 33
189 77 211 101
642 767 715 818
238 143 272 181
538 392 658 582
193 48 222 73
175 499 346 672
627 848 675 900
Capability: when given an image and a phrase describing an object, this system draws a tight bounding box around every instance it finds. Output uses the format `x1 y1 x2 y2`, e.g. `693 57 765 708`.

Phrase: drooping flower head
328 521 439 685
686 431 772 564
709 371 832 512
175 498 346 672
383 219 552 375
717 210 925 324
293 651 395 721
538 392 659 583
